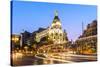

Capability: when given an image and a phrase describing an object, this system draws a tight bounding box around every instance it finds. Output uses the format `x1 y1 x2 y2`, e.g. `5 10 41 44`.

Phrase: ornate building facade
11 11 68 53
75 20 97 54
35 11 68 44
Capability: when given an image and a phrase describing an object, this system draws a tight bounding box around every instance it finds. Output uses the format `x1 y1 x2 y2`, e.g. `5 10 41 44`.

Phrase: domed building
48 11 67 44
35 11 68 44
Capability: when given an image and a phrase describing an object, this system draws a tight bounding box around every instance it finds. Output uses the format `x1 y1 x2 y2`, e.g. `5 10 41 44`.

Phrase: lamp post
24 46 28 53
19 33 23 53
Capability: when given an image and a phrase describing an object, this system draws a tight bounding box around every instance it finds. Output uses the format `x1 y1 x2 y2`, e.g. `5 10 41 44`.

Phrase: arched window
54 36 55 39
51 33 53 37
56 33 58 36
60 33 62 36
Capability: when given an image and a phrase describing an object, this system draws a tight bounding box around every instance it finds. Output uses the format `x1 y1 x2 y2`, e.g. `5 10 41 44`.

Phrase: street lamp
24 46 28 53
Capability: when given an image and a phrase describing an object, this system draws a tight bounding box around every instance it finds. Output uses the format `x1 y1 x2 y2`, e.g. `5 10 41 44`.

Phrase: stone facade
35 11 67 44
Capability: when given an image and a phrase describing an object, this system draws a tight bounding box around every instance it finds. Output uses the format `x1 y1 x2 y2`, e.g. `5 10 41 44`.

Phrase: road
11 52 97 66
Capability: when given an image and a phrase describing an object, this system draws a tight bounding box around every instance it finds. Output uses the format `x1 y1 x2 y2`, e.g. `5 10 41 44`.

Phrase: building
20 31 31 47
11 34 20 50
11 11 69 52
35 11 68 44
75 20 97 54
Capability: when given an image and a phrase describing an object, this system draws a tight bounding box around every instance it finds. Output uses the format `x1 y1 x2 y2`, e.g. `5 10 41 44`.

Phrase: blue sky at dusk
11 1 97 41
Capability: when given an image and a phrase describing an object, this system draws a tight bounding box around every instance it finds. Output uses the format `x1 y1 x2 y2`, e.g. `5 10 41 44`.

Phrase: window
60 33 62 36
56 33 58 35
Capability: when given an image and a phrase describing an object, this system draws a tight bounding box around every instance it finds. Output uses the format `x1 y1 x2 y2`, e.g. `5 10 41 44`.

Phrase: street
11 52 97 66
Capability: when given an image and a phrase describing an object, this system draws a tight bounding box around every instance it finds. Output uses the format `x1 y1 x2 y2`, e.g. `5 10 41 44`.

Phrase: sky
11 1 97 41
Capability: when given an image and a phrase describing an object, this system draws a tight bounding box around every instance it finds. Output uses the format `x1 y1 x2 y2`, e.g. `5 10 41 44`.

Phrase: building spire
55 10 58 16
82 21 84 34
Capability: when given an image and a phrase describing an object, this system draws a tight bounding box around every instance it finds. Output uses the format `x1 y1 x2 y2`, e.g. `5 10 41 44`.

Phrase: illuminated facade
35 11 67 44
11 35 20 43
75 20 97 54
48 11 67 44
11 34 20 50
